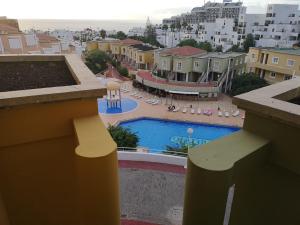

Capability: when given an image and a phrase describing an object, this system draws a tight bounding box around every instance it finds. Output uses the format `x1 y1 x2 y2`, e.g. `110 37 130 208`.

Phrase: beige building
248 47 300 84
148 46 246 95
0 17 40 54
86 38 157 70
0 17 75 54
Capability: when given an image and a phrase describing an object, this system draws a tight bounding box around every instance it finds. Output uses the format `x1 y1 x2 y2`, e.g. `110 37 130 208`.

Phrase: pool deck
100 82 244 128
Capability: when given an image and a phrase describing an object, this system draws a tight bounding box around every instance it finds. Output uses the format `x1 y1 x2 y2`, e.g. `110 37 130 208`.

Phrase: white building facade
158 2 300 50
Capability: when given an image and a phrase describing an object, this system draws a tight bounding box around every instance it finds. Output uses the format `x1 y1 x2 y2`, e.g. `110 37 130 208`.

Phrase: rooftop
0 24 19 33
130 44 157 51
252 47 300 56
197 52 245 59
160 46 207 57
36 33 59 43
120 38 143 46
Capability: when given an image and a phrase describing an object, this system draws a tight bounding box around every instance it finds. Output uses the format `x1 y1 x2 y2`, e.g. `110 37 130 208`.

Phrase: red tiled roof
0 24 19 33
120 38 143 45
36 33 59 43
161 46 206 57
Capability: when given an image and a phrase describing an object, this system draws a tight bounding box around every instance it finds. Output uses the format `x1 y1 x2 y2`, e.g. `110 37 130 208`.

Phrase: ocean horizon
18 19 160 33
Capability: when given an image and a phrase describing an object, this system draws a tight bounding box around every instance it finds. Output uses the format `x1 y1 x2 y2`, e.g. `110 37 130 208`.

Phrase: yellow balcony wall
0 54 120 225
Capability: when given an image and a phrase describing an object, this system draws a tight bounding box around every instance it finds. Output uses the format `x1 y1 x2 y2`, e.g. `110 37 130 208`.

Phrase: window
284 75 292 80
8 37 22 49
194 61 199 68
25 34 37 46
252 54 255 59
270 72 276 78
0 38 3 53
240 58 244 64
162 60 167 69
177 62 182 70
139 55 143 62
214 61 220 69
272 57 279 64
287 59 295 67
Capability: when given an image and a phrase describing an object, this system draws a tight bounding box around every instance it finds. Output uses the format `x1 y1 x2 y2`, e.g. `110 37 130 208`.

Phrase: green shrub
108 125 139 148
230 73 269 96
85 49 109 74
117 66 129 77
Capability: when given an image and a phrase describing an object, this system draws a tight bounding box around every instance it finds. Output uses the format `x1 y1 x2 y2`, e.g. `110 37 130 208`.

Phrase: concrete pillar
229 71 234 91
260 69 264 79
0 192 10 225
183 158 232 225
186 73 189 82
74 116 120 225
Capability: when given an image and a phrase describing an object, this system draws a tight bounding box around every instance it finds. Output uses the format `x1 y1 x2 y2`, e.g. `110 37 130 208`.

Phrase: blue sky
1 0 299 21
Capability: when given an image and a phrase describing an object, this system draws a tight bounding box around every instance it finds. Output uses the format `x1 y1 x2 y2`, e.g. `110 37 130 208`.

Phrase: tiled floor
100 81 244 128
119 160 186 174
121 219 161 225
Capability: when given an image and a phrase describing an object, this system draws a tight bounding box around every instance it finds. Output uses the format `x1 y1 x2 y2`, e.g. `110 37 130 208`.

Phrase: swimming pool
98 98 138 114
120 118 240 153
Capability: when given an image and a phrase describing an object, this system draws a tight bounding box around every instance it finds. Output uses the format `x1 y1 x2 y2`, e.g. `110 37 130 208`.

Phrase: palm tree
187 25 193 34
100 29 106 39
175 21 181 32
182 21 188 31
162 24 169 47
170 23 175 32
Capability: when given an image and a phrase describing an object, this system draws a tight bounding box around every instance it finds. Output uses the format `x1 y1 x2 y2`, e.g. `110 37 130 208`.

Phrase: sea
18 19 156 33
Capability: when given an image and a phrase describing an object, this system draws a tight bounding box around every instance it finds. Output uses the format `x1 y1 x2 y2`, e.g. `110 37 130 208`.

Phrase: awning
167 90 199 95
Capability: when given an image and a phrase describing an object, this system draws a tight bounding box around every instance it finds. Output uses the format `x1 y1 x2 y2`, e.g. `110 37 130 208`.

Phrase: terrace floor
100 81 244 128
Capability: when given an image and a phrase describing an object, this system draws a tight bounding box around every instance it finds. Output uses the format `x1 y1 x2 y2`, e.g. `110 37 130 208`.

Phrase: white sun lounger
197 108 202 114
218 111 223 117
130 92 137 96
121 88 129 93
146 99 154 104
191 108 195 114
182 108 187 113
232 110 240 117
151 100 160 105
173 107 180 112
225 111 230 117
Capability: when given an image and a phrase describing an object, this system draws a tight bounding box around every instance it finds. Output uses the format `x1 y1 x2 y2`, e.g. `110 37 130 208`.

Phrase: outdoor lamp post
187 128 194 152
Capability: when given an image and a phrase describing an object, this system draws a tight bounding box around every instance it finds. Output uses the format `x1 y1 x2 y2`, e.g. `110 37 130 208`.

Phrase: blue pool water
98 98 138 114
120 118 240 153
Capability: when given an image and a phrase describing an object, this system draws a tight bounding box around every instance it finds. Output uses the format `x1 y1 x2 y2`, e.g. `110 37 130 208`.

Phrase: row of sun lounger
168 106 240 117
129 92 143 99
218 110 240 117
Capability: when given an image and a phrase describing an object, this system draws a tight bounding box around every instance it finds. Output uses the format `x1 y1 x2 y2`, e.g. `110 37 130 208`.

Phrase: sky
1 0 299 22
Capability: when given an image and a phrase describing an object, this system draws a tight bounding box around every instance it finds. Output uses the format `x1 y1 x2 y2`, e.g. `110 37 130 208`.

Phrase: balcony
248 61 295 76
136 70 219 94
183 78 300 225
0 54 120 225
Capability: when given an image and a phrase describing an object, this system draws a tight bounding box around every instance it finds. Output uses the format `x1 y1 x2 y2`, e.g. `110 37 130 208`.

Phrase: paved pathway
119 162 185 225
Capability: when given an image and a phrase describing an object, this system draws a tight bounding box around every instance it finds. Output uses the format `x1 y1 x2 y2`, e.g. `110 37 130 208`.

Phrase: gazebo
106 81 122 108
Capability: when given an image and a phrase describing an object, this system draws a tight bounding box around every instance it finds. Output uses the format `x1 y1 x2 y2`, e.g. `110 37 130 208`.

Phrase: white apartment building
251 4 300 48
158 2 300 50
159 0 247 51
127 27 145 37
